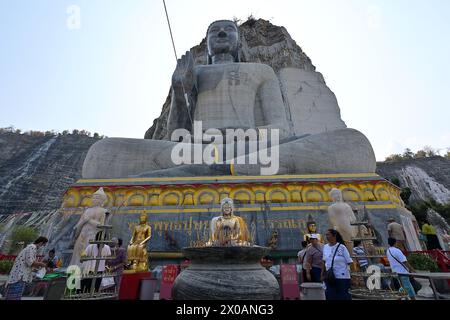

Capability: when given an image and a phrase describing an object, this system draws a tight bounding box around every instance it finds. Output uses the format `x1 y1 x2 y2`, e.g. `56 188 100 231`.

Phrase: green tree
390 177 401 187
400 187 412 206
402 148 414 159
423 145 437 157
385 154 403 162
9 226 38 255
414 150 427 159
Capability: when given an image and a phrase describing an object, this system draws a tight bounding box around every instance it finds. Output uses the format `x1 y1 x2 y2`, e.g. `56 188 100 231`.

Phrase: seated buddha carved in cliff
207 198 250 246
82 20 376 179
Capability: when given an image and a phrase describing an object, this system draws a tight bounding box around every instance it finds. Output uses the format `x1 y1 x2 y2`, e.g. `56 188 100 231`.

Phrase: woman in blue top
321 229 353 300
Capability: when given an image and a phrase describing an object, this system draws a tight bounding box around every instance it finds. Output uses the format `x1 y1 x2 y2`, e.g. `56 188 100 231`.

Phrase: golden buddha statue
303 215 323 243
208 198 250 246
127 213 152 272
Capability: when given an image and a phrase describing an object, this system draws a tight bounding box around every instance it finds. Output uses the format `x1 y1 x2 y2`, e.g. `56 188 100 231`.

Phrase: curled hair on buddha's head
206 20 241 65
220 197 235 213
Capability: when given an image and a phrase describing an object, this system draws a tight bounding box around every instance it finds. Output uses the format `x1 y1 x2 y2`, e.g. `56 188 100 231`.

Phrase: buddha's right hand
172 51 195 92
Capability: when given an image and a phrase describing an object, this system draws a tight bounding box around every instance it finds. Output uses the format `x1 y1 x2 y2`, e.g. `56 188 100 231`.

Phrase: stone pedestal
172 246 280 300
55 173 410 266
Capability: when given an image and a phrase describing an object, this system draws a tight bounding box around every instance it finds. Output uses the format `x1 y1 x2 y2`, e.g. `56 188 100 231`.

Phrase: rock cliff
0 132 100 215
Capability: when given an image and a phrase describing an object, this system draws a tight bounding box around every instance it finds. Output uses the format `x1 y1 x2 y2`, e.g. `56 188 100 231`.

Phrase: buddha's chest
216 217 238 230
135 225 149 236
196 64 260 93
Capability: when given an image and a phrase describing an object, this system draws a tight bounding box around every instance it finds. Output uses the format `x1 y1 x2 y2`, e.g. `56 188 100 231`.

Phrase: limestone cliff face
145 18 325 140
0 133 100 215
376 156 450 204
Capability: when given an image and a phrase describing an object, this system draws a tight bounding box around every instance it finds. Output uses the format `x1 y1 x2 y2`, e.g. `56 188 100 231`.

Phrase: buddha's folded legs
82 138 182 179
82 128 376 178
232 128 376 175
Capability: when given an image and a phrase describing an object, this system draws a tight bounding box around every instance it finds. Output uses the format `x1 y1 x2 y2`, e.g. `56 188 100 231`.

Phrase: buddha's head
307 222 317 233
306 214 317 233
220 197 234 219
207 20 240 64
139 213 148 224
330 188 343 203
92 187 107 207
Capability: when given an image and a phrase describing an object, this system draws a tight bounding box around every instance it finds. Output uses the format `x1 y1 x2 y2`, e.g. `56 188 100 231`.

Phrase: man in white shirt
79 232 112 293
386 237 416 300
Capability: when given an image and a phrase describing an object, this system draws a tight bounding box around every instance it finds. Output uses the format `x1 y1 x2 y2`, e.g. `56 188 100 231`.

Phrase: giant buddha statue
82 20 376 178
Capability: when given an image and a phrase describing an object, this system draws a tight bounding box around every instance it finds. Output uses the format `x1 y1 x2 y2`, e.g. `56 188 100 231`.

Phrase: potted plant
408 253 439 298
408 254 439 272
0 260 14 275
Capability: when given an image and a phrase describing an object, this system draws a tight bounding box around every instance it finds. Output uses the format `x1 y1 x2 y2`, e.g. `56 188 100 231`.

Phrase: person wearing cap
304 234 323 282
387 218 408 252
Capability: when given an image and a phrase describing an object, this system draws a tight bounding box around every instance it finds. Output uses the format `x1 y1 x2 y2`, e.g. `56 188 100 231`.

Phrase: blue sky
0 0 449 160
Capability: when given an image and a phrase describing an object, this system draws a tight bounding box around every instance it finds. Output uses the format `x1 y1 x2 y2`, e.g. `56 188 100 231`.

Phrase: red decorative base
119 272 152 300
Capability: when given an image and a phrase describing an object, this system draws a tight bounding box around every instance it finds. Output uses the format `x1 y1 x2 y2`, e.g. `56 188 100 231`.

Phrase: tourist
80 232 112 293
386 237 416 300
4 236 48 300
297 240 309 282
421 220 442 250
107 238 127 293
352 240 369 272
43 249 59 271
321 229 353 300
387 218 408 252
304 234 323 282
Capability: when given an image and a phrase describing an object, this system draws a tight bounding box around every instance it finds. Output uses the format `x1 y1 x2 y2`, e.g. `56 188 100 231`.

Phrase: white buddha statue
327 188 357 248
70 187 108 266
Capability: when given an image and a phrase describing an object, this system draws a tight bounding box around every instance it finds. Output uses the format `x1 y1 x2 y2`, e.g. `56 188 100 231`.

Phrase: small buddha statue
208 198 250 246
267 230 279 249
127 213 152 272
303 215 323 243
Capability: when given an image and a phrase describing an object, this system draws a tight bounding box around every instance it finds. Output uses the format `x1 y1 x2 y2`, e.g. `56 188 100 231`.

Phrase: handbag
325 243 341 285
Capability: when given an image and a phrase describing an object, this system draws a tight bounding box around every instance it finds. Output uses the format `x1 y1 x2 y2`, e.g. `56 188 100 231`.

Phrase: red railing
0 254 16 261
0 254 45 262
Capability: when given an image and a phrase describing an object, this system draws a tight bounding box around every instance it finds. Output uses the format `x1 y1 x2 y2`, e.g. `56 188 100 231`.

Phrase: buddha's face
92 194 104 206
308 223 317 233
207 20 239 58
140 214 147 224
330 189 343 202
222 203 233 218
